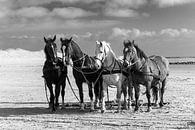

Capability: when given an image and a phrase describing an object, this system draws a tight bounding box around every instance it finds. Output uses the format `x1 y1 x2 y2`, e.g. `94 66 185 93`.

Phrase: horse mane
101 41 117 59
134 44 148 59
70 39 84 55
70 39 97 68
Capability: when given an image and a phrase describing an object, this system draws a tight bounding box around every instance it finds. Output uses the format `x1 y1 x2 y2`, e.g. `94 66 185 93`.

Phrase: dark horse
43 35 67 112
60 37 102 110
123 40 169 112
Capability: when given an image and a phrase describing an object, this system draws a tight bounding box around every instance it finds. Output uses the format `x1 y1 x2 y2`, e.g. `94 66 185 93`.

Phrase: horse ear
60 37 63 42
69 37 72 41
123 41 126 46
132 40 135 44
96 41 100 45
123 40 128 46
100 41 103 46
44 37 47 44
53 35 56 42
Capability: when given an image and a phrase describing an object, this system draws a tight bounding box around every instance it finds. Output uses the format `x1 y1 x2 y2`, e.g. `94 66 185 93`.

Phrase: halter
123 46 147 72
45 43 58 65
123 46 138 67
95 42 114 68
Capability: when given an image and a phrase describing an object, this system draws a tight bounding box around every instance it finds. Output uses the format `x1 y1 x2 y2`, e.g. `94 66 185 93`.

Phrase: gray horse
123 40 169 112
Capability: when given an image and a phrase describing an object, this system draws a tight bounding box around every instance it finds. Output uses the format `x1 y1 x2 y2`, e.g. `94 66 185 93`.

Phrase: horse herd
42 35 169 113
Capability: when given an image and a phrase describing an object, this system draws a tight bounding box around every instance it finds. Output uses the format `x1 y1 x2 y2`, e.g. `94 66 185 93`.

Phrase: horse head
123 40 137 67
95 41 111 69
44 35 58 65
60 37 72 65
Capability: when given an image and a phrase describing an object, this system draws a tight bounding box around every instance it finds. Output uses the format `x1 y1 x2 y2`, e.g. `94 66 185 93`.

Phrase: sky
0 0 195 57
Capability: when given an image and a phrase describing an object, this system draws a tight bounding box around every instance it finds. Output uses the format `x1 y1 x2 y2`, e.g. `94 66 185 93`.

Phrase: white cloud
103 0 147 17
152 0 195 8
111 27 156 39
14 7 49 18
52 7 97 19
10 35 36 39
104 8 139 17
111 27 195 40
106 0 147 9
160 28 180 37
160 28 195 37
81 32 93 38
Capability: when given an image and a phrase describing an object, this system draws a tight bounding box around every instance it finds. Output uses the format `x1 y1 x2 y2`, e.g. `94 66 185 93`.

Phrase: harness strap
72 54 86 63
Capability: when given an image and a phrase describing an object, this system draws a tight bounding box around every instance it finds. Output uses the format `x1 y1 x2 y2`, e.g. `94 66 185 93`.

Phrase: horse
42 35 67 112
94 41 131 113
60 37 103 111
122 40 169 112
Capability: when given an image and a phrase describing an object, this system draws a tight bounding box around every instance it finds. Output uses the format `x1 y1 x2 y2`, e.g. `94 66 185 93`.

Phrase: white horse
95 41 128 113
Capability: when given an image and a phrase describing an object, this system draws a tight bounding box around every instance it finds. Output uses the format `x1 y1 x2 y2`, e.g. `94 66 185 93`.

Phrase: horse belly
103 74 122 86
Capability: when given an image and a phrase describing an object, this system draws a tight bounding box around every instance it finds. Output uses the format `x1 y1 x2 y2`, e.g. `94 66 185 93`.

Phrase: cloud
152 0 195 8
104 8 139 17
111 27 156 39
14 7 49 18
160 28 195 37
10 35 36 39
111 27 195 40
106 0 147 9
0 0 149 30
52 7 97 19
103 0 147 17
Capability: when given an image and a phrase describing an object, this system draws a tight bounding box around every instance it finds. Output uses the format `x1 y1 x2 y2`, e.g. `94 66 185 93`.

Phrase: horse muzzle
95 59 102 70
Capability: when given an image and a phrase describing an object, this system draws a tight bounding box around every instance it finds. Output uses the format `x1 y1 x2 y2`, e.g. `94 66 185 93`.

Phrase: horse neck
71 41 84 61
44 46 53 62
132 53 147 71
103 50 119 69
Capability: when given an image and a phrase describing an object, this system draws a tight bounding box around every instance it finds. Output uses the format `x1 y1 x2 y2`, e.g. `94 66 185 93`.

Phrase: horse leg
47 83 55 111
128 78 133 110
101 81 107 113
134 84 140 112
76 80 84 110
160 78 166 107
116 80 123 113
94 81 100 108
88 83 94 111
55 83 61 109
122 80 127 110
152 84 159 107
146 82 152 112
61 80 66 109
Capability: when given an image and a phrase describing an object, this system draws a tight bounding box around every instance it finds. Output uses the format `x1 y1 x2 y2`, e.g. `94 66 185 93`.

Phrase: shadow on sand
0 102 96 117
0 101 170 117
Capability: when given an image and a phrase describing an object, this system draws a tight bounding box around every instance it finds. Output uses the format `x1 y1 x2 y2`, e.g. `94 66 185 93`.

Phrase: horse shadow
0 101 171 117
0 102 94 117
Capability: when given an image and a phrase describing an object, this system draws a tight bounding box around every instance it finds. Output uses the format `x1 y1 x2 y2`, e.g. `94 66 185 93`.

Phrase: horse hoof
159 103 164 107
147 107 152 112
123 106 128 110
134 107 139 112
101 110 106 113
80 103 85 110
61 106 65 110
115 110 121 113
153 103 158 107
95 103 100 108
52 108 56 112
90 107 95 111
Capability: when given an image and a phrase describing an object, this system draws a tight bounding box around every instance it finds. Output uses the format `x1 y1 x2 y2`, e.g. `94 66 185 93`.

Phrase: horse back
148 55 169 80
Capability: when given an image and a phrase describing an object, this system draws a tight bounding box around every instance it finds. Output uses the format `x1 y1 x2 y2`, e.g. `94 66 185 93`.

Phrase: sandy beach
0 55 194 130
